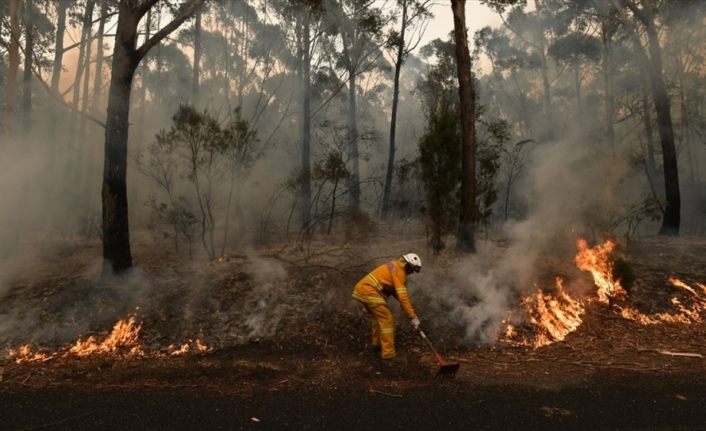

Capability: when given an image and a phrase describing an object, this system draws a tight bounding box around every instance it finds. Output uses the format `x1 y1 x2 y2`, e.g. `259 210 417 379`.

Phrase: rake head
435 361 459 378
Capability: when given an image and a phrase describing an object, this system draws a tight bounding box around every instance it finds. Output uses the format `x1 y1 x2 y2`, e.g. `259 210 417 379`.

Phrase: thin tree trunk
50 0 69 93
136 8 152 148
92 1 108 115
574 64 581 117
301 11 312 229
382 0 408 220
347 69 360 210
533 0 552 134
79 20 94 140
69 0 96 142
641 77 658 182
4 0 21 138
451 0 476 253
644 23 680 235
328 180 338 235
192 5 202 106
22 0 34 133
601 0 615 146
679 77 696 185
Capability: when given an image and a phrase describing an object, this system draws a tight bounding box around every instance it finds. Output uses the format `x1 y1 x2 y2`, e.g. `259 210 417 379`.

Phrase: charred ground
1 236 705 430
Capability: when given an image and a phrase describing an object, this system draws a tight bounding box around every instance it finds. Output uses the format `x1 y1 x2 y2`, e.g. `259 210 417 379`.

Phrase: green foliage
476 118 511 226
419 101 461 253
142 104 259 259
548 32 601 66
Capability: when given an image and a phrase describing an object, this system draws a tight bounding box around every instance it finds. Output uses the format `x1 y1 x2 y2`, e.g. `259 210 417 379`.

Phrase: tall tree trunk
300 11 312 229
644 24 680 235
4 0 21 138
382 0 408 220
601 0 615 146
347 69 360 210
192 5 202 106
103 4 140 273
22 0 33 133
641 77 658 182
79 20 94 140
574 64 581 116
92 1 108 115
679 77 696 185
50 0 69 93
136 8 152 148
533 0 552 135
451 0 476 253
102 0 205 273
68 0 96 142
620 0 680 235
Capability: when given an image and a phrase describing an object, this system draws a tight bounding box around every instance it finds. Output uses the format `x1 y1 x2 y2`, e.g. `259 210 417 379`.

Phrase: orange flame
5 315 213 363
67 315 143 357
504 277 584 348
503 239 706 349
575 239 626 303
168 339 213 356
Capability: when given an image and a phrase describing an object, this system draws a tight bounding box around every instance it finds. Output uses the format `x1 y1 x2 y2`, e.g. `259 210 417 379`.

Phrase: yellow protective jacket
352 258 417 319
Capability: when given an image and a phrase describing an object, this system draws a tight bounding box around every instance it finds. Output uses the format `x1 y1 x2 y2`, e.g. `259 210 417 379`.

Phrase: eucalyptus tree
450 0 477 252
381 0 432 219
612 0 680 235
323 0 388 211
102 0 205 273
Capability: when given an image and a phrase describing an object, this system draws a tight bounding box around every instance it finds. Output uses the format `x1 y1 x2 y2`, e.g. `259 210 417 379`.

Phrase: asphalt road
2 373 706 430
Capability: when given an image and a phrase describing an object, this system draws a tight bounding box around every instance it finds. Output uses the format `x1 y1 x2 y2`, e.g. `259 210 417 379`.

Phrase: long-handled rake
418 328 459 378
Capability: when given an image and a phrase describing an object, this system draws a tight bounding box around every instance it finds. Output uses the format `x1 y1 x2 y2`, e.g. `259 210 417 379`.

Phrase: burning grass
504 239 706 349
5 314 212 364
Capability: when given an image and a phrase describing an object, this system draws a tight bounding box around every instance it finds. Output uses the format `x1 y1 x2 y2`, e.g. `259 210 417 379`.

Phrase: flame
6 345 53 364
503 239 706 349
5 315 213 363
504 277 585 348
68 315 143 357
619 278 706 325
168 339 213 356
575 239 626 303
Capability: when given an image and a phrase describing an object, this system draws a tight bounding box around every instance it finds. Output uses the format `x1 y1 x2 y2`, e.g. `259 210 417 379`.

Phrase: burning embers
6 315 212 364
504 239 706 349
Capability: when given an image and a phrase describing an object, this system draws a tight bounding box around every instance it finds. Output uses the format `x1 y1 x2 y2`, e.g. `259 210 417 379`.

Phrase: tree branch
136 0 205 60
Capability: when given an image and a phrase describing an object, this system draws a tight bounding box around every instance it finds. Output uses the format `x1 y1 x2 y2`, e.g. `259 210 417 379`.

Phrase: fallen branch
21 411 95 431
369 388 402 398
658 350 703 359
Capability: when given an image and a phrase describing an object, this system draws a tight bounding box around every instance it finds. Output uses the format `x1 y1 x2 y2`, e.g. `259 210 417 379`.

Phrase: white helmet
402 253 422 270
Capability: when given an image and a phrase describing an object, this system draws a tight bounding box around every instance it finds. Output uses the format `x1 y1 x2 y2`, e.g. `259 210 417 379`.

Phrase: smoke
241 255 290 339
419 137 632 344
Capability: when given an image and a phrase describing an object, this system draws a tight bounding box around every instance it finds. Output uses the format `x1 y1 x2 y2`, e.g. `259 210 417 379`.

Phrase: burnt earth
1 236 706 429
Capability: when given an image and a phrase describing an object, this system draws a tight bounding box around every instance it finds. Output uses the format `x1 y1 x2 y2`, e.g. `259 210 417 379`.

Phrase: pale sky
418 1 503 52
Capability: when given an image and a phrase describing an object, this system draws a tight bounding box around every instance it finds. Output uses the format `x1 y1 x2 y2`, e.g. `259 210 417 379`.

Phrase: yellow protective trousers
364 303 396 359
353 278 395 359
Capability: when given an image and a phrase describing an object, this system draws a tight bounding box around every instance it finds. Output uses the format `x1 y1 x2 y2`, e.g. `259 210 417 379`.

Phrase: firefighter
352 253 422 363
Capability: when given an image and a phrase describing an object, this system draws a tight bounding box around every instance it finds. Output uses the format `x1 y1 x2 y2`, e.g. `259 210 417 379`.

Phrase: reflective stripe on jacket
352 259 417 319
